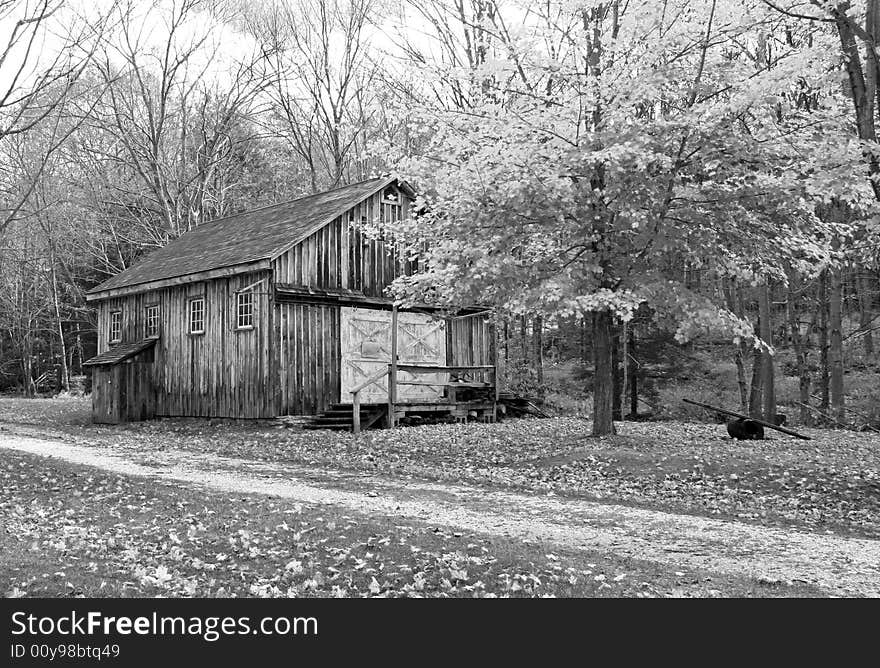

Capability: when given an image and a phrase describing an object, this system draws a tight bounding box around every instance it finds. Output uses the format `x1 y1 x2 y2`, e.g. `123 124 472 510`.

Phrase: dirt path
1 433 878 597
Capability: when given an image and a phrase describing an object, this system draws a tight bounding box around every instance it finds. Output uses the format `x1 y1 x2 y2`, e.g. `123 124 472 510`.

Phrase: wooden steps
303 403 387 431
303 397 500 432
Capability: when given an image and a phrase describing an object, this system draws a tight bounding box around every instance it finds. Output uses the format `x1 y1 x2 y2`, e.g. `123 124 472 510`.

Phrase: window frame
381 186 400 204
109 309 122 344
188 297 206 335
144 303 160 338
236 291 255 330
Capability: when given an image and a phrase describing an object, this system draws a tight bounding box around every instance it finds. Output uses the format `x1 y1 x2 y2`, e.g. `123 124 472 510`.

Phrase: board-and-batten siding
274 303 340 416
91 184 496 421
271 190 412 416
91 361 156 423
96 270 273 418
270 190 496 416
272 190 415 296
271 307 490 416
448 314 494 372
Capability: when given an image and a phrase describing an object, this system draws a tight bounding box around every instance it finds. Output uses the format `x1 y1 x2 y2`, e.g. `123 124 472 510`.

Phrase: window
236 292 254 329
145 304 160 337
109 310 122 343
189 298 205 334
381 186 399 203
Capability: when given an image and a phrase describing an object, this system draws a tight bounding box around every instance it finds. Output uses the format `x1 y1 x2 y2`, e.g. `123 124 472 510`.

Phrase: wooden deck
344 362 498 432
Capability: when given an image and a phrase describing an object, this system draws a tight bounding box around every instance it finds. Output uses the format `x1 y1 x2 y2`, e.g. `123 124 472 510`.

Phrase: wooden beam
349 366 390 394
274 284 491 314
681 398 811 440
396 380 491 388
395 364 496 372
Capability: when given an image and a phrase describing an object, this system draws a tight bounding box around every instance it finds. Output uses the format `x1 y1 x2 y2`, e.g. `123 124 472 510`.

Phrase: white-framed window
145 304 160 337
109 310 122 343
189 297 205 334
236 291 254 329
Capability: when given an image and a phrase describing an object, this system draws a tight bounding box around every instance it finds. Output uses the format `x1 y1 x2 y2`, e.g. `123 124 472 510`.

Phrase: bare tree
0 0 116 233
253 0 378 191
89 0 273 244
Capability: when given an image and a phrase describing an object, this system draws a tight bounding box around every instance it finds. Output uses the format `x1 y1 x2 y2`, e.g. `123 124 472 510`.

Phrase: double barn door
340 307 447 403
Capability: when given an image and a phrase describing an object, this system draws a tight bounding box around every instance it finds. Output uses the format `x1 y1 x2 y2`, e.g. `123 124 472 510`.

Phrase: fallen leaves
0 398 872 598
5 448 702 598
45 414 878 539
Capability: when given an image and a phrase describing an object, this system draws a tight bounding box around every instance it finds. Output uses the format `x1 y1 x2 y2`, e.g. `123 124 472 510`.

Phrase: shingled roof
83 337 158 366
88 176 406 296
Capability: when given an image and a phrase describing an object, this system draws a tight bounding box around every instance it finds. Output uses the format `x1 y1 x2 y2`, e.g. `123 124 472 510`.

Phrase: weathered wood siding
448 313 494 372
95 270 274 418
272 189 415 296
272 188 415 415
274 302 340 415
91 361 156 424
90 184 497 421
271 188 497 415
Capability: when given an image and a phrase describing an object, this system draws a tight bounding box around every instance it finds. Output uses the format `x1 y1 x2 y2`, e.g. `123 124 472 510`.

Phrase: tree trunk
592 311 616 436
611 320 622 421
73 323 84 376
748 314 763 418
48 258 70 393
734 345 748 414
829 268 846 422
858 270 875 356
627 325 638 417
22 351 34 397
759 283 776 424
832 4 880 200
580 317 587 363
520 315 528 363
532 315 544 386
502 319 509 365
724 278 750 413
787 269 812 426
818 271 830 412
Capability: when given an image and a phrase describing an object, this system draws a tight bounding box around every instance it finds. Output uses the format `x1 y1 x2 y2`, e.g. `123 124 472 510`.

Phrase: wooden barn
83 176 496 429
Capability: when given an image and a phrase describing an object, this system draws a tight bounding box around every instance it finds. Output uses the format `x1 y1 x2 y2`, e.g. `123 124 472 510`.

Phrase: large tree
388 0 843 435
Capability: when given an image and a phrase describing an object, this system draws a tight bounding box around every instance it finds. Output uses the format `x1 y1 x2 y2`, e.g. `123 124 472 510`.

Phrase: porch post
388 304 398 428
352 391 361 434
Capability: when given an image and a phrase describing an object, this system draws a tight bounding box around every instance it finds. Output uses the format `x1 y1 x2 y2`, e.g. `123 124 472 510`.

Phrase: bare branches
87 0 274 238
0 0 114 140
760 0 832 23
253 0 378 190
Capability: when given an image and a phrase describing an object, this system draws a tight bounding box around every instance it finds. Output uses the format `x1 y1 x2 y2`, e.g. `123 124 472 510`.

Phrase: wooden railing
350 363 498 434
350 366 391 435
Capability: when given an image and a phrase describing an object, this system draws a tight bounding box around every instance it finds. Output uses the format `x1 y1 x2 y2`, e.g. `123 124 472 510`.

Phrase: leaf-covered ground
1 448 819 598
2 397 879 540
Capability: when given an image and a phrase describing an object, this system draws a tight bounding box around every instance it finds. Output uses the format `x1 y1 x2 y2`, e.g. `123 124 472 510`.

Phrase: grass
0 449 823 598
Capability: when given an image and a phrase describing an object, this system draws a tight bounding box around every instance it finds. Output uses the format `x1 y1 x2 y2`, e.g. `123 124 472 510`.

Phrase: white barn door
340 307 446 403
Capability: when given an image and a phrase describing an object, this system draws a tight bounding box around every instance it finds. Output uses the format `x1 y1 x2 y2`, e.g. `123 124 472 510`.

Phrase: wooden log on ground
681 398 811 440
